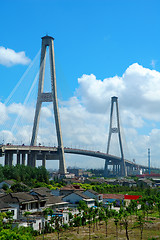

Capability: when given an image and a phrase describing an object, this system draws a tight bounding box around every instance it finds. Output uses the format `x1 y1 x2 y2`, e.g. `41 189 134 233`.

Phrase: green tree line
0 164 50 186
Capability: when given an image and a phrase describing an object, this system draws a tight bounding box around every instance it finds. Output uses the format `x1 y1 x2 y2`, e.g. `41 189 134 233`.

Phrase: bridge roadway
0 144 158 171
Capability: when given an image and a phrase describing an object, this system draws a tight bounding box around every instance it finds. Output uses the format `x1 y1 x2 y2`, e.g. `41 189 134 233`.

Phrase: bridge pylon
30 36 67 176
104 96 127 177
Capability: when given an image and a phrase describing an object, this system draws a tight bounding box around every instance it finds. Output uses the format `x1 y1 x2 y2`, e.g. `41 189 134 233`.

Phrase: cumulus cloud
0 46 31 67
1 62 160 168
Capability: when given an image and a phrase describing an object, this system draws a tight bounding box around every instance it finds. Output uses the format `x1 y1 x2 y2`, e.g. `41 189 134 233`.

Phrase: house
124 194 142 206
59 184 84 196
12 216 44 232
119 178 137 187
67 168 83 177
48 210 70 226
104 179 119 185
62 191 95 208
45 195 68 210
83 189 103 203
137 178 153 187
30 187 52 197
0 201 18 220
63 177 85 185
103 194 124 207
0 192 48 218
0 180 15 189
85 178 105 184
30 187 68 210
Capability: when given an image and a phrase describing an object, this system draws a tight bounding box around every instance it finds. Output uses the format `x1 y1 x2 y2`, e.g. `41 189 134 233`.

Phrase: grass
35 216 160 240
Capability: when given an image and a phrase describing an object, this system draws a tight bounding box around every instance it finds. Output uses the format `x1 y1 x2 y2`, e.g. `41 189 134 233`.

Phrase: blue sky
1 0 160 92
1 0 160 169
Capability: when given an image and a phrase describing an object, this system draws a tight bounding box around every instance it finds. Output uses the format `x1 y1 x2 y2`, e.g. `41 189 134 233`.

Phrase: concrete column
113 164 115 175
42 154 46 168
9 153 13 166
17 153 20 165
118 165 120 175
22 153 25 165
5 154 9 165
31 153 36 167
104 160 109 177
27 154 31 166
115 165 118 174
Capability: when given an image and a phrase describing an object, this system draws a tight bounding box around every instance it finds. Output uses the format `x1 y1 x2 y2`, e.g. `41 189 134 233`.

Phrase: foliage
11 183 30 192
0 165 50 187
0 228 35 240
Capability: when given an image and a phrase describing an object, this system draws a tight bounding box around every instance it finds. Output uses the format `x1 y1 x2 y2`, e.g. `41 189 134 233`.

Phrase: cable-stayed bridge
0 35 159 177
0 145 158 177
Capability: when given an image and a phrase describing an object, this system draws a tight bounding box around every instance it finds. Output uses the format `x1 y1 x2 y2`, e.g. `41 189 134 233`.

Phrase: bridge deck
0 144 158 171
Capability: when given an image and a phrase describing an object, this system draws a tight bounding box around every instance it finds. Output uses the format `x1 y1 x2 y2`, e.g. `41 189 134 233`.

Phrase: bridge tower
104 96 127 177
30 36 67 176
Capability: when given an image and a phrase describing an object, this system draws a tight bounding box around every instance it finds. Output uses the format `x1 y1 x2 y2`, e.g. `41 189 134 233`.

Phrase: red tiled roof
124 195 142 200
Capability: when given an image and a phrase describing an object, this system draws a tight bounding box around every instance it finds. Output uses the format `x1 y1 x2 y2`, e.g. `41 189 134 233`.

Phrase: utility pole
148 148 151 175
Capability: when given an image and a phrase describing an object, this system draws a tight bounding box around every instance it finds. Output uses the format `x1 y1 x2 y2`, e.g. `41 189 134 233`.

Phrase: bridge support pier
5 154 9 165
113 164 116 175
22 153 26 165
117 164 120 176
9 153 13 166
31 153 36 167
104 160 109 177
27 154 31 166
42 154 46 168
17 153 20 165
116 165 118 175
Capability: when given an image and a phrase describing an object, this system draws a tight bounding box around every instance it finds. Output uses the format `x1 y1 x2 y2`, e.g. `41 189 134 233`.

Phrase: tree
135 213 145 240
0 212 7 230
114 212 119 240
104 207 112 238
11 183 30 192
0 229 35 240
73 215 81 234
68 212 73 227
87 208 93 240
54 215 63 240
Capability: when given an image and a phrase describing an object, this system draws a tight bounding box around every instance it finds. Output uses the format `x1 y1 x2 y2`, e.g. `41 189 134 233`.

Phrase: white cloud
1 63 160 168
0 46 31 67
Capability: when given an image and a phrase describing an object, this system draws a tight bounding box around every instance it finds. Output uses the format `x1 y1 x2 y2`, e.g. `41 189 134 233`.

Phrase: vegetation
0 164 49 184
0 212 36 239
35 192 160 239
0 165 160 239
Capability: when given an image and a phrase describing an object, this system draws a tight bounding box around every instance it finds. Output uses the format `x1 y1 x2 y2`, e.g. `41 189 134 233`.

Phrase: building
103 194 124 207
83 189 103 203
67 168 83 177
59 184 84 196
62 192 95 208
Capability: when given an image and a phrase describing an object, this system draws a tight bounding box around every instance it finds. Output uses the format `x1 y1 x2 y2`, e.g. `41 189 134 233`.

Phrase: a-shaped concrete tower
30 36 67 175
105 96 127 176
